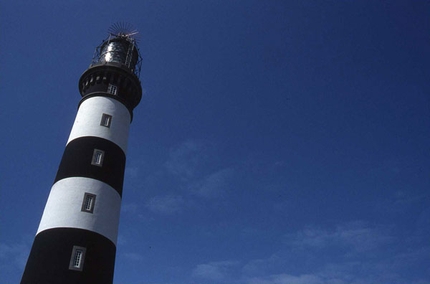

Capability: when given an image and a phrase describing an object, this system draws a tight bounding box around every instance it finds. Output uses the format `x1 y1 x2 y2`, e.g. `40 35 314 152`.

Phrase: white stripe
37 177 121 245
67 96 131 153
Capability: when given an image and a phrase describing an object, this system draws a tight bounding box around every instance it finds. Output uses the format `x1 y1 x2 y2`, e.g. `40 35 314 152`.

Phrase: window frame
81 193 96 213
69 246 86 271
107 84 118 95
100 113 112 128
91 149 105 167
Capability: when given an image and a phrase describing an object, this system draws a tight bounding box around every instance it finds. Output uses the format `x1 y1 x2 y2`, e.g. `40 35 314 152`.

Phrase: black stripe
21 228 116 284
55 136 125 196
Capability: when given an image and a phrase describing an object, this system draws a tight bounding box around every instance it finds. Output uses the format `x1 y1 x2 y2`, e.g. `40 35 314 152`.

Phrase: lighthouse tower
21 25 142 284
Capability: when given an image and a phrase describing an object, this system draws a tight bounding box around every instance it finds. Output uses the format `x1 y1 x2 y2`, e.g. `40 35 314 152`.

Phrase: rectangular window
100 113 112 128
107 84 118 95
69 246 86 271
81 193 96 213
91 149 104 166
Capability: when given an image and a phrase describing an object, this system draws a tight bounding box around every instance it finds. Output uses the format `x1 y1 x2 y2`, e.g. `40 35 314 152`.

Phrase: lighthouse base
21 228 116 284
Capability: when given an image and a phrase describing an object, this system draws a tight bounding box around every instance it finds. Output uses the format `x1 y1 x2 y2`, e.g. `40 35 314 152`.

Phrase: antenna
108 22 139 42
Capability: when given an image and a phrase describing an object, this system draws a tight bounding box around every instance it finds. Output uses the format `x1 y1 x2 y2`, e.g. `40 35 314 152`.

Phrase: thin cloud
146 195 185 215
0 241 29 270
246 270 430 284
125 166 139 179
165 140 206 181
239 221 428 284
242 254 281 277
122 252 144 262
121 203 139 214
164 140 235 199
189 167 235 199
247 273 329 284
192 260 240 281
193 232 430 284
287 221 394 253
376 191 430 216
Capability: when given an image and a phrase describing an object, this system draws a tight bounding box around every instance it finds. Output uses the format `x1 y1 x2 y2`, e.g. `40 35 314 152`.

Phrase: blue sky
1 1 430 283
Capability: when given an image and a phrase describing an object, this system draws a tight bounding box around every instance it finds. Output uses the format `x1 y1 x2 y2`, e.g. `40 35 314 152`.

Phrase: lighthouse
21 25 142 284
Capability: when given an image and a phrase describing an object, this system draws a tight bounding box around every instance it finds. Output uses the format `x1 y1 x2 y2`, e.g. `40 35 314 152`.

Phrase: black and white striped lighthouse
21 25 142 284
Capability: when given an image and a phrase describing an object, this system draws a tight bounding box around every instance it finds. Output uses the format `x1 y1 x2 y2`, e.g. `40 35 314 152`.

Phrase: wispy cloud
122 140 235 219
189 167 235 199
192 260 240 281
165 140 206 181
146 195 185 215
0 241 30 270
186 219 430 284
247 273 331 284
287 221 394 253
163 140 235 200
240 221 430 284
245 266 430 284
121 203 139 214
122 252 144 262
125 166 139 179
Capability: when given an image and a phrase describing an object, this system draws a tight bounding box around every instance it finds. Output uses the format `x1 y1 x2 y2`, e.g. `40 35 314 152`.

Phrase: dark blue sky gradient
1 1 429 283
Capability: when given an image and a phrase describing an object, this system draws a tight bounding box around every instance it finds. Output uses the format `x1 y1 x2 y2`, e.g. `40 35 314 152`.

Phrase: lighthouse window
81 193 96 213
100 113 112 128
69 246 86 271
107 84 118 95
91 149 105 166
